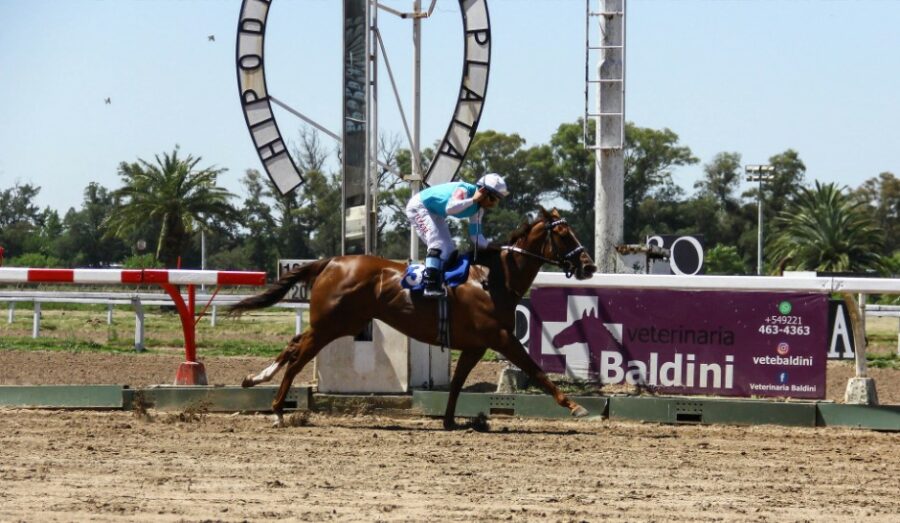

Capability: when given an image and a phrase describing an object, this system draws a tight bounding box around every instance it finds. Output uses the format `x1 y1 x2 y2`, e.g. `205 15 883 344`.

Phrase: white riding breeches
406 194 453 260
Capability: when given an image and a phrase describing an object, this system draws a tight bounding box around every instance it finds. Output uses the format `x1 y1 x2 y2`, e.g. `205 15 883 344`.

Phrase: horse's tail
228 258 332 316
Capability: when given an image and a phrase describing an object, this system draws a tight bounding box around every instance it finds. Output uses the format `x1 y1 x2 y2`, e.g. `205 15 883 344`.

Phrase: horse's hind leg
443 347 487 430
270 328 337 427
497 338 588 417
241 333 304 388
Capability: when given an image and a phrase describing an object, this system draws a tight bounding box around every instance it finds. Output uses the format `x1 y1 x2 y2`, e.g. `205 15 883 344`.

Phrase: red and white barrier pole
0 268 266 385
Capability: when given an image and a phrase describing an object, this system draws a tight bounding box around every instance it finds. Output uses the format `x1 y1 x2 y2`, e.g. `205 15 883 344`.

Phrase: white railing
1 290 309 350
532 272 900 294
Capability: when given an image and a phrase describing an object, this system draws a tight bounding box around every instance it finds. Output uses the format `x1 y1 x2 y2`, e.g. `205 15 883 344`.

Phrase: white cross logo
540 295 622 380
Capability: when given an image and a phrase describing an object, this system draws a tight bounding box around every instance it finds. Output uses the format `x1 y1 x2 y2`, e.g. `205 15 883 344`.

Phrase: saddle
401 251 472 292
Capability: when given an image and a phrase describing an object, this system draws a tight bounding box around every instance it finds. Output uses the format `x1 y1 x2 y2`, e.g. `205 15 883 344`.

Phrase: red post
161 282 207 386
186 284 196 361
0 246 5 267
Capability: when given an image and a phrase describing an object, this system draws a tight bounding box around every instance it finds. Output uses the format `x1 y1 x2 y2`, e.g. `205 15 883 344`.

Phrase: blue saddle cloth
402 253 472 292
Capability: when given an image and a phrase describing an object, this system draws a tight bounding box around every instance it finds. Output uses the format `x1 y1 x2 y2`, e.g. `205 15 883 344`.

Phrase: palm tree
106 146 236 267
768 181 885 274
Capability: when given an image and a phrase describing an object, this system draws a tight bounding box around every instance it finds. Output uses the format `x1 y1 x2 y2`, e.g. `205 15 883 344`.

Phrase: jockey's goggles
480 186 503 200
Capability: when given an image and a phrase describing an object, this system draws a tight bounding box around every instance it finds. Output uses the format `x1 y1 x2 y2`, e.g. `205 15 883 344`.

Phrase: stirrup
423 283 446 298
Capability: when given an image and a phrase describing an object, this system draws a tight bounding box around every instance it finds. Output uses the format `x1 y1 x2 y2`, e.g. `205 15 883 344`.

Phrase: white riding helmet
476 173 509 199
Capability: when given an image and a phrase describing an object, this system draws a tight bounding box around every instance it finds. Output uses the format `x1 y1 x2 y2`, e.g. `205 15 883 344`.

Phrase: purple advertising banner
529 288 828 399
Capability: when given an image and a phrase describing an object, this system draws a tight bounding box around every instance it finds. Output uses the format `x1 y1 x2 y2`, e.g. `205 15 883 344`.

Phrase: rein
502 218 585 278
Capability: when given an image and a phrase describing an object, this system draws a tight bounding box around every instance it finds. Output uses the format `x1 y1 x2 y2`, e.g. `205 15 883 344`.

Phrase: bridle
502 218 585 278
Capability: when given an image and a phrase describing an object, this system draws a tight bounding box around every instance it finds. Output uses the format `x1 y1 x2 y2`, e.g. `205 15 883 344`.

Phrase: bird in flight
208 35 215 42
104 97 111 104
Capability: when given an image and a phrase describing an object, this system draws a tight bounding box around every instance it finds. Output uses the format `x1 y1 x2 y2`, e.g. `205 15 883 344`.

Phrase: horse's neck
502 245 543 299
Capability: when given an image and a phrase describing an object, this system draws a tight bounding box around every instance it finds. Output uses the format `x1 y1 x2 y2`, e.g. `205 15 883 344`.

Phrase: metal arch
236 0 304 196
423 0 492 186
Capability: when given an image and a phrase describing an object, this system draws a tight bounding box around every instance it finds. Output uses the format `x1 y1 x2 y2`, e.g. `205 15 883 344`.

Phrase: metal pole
757 176 764 275
201 228 207 292
32 301 40 338
201 229 206 271
746 165 773 276
594 0 625 273
363 0 373 255
370 0 379 255
133 297 145 352
409 0 423 262
855 293 868 378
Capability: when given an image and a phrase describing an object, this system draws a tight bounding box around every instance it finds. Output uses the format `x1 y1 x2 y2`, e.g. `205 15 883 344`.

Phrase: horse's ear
539 206 551 221
550 208 561 219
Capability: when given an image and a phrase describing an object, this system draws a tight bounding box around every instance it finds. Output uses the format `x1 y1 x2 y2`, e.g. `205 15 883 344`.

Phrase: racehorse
230 207 597 429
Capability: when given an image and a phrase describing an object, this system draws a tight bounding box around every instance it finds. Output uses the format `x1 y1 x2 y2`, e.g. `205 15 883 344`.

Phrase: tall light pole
745 164 775 275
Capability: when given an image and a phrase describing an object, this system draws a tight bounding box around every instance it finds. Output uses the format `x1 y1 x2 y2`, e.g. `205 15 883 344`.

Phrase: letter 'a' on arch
236 0 304 195
236 0 493 193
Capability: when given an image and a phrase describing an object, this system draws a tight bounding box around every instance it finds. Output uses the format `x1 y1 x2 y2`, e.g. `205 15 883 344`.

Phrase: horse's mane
467 207 551 274
505 206 551 246
505 220 532 246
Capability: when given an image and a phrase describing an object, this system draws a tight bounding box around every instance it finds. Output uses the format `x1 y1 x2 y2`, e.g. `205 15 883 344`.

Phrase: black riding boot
423 248 445 298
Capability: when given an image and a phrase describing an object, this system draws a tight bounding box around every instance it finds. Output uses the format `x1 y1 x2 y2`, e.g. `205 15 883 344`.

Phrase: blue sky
1 0 898 213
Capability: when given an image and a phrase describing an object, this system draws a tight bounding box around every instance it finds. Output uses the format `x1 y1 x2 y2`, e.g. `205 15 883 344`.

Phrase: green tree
623 123 697 242
7 252 63 268
768 181 885 274
550 120 596 256
743 149 808 220
0 182 44 259
853 171 900 254
106 147 236 268
690 152 745 248
233 129 344 272
737 149 808 267
57 183 129 267
704 244 748 275
695 152 742 212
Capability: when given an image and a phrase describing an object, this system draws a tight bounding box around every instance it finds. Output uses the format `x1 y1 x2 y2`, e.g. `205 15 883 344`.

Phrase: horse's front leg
496 338 588 418
443 347 487 430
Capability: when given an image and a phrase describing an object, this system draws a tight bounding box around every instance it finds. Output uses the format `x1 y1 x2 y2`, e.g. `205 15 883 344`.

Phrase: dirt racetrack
1 408 899 522
1 351 900 521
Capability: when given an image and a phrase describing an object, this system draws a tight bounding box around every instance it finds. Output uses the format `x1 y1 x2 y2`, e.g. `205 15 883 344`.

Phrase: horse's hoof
241 376 254 388
571 405 589 418
271 413 285 428
443 418 456 431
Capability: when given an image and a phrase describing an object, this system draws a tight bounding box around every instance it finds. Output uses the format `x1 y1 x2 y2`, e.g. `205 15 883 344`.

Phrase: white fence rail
532 272 900 294
1 291 309 350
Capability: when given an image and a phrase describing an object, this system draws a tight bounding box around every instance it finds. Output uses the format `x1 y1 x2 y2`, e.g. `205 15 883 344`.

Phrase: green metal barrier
0 385 125 409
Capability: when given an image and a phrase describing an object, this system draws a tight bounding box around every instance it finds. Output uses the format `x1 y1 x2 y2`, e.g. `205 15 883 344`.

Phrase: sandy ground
0 352 899 521
0 408 899 522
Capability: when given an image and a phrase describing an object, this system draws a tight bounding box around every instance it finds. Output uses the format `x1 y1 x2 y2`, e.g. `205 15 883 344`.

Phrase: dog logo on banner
541 296 622 379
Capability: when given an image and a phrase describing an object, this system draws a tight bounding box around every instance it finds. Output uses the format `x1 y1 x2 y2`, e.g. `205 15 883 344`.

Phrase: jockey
405 173 509 297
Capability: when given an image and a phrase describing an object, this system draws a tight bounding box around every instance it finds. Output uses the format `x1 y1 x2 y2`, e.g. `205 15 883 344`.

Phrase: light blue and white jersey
417 181 487 248
420 182 479 218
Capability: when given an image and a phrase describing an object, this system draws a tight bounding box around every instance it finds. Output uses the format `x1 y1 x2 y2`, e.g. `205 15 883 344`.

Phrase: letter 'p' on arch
236 0 303 195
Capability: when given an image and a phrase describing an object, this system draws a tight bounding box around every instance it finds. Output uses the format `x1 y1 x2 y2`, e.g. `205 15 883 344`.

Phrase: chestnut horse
230 207 597 428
